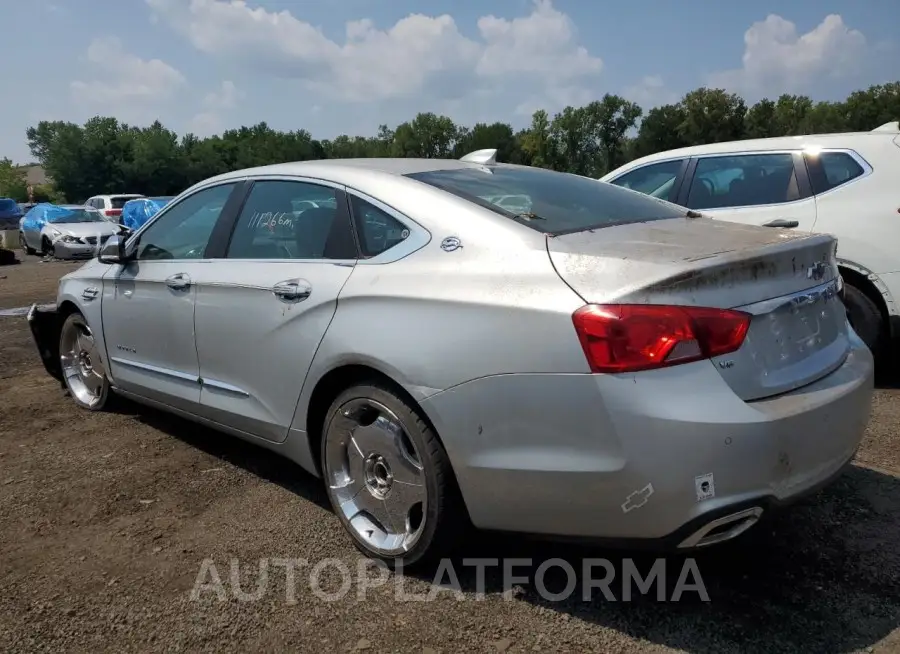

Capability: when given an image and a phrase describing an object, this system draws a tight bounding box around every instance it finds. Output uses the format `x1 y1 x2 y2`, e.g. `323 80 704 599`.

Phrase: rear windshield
111 196 141 208
0 199 18 211
406 166 688 234
48 209 105 224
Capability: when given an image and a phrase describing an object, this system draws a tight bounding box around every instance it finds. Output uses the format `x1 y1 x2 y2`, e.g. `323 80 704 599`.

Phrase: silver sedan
27 150 874 566
19 204 121 259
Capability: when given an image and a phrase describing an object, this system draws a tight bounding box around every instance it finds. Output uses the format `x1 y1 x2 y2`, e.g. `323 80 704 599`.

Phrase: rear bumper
26 303 65 385
420 334 875 548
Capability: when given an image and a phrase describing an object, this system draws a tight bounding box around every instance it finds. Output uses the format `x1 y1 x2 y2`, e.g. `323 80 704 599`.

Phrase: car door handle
762 219 799 228
165 273 191 290
272 279 311 302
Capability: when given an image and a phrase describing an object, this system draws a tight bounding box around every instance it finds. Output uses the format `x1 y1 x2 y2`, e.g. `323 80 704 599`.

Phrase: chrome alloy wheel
324 398 427 557
59 314 107 408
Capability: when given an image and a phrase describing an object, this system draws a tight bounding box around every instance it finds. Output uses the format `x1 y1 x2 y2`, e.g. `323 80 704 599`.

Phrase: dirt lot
0 255 898 653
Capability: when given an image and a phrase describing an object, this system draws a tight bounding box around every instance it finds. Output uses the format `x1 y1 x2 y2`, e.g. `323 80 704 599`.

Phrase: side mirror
98 234 131 264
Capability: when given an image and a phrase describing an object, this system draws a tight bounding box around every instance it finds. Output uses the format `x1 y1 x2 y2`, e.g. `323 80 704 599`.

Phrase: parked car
120 196 175 230
0 197 24 230
19 203 121 259
84 194 145 222
601 121 900 362
27 151 874 566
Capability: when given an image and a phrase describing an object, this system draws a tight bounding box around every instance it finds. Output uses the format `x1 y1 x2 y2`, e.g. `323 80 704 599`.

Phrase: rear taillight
105 209 122 217
572 304 751 373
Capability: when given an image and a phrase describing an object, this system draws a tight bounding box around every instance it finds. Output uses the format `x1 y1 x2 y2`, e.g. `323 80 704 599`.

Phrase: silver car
26 150 874 566
19 204 121 259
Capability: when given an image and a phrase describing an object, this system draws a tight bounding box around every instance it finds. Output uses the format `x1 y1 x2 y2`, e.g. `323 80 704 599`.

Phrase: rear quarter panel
291 213 590 435
813 138 900 279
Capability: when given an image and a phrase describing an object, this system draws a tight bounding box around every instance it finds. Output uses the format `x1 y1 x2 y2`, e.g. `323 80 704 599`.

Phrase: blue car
0 197 23 230
120 196 174 230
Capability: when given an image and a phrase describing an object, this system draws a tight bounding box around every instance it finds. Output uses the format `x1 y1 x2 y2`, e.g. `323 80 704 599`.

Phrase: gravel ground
0 254 898 653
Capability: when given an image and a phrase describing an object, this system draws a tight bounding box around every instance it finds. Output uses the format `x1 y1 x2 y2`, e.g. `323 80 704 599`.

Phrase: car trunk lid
548 217 848 401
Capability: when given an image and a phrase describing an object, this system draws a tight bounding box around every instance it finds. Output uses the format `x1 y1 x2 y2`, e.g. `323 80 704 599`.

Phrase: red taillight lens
572 304 751 373
106 209 122 217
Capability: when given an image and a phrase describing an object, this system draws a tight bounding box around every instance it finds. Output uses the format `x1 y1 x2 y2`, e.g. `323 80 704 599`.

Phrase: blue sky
2 0 897 164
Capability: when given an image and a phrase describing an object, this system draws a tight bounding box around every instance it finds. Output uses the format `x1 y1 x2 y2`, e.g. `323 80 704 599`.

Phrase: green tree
520 110 555 169
582 94 642 175
390 113 461 158
0 158 27 200
744 99 777 139
453 122 522 163
678 87 747 145
633 104 689 158
21 79 900 200
843 82 900 131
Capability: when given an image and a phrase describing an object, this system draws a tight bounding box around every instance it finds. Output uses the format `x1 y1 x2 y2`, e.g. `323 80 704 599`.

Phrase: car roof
92 193 144 198
202 157 502 186
610 123 900 172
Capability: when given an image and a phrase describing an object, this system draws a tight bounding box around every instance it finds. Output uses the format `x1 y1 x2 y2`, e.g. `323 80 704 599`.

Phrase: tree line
10 82 900 204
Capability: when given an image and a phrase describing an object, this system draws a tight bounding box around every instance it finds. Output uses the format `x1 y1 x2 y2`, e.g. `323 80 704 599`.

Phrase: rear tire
843 284 886 360
320 383 467 569
19 232 36 255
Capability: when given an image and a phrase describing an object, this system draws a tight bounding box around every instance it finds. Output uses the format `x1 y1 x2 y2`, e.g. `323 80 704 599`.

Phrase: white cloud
475 1 602 80
70 37 186 112
190 80 244 135
622 75 679 109
709 14 867 97
189 112 222 135
204 80 242 109
145 0 602 108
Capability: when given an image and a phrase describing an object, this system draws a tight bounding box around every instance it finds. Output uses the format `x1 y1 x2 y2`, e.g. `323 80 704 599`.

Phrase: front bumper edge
26 303 65 385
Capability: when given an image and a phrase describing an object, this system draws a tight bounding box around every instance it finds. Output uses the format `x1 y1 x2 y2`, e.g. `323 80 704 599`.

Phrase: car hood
45 222 120 238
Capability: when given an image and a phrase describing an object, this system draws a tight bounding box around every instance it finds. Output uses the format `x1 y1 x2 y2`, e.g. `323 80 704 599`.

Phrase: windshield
406 166 688 234
0 199 18 212
48 209 105 224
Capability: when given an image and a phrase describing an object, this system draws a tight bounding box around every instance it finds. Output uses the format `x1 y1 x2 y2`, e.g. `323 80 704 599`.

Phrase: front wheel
321 383 466 568
59 312 111 410
41 236 54 258
844 284 887 361
20 232 36 255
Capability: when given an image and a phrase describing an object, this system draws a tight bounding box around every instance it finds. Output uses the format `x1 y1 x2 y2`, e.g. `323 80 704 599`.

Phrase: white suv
601 122 900 362
84 194 144 223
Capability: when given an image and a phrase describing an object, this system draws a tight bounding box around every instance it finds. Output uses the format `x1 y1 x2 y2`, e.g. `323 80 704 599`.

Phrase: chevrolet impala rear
410 163 873 550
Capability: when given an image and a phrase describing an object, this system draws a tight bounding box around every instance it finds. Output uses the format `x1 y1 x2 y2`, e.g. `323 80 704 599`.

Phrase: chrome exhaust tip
678 507 763 549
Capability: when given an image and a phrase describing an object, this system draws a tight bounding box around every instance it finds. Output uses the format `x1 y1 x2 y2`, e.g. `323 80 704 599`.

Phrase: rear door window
226 181 356 260
686 153 800 210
